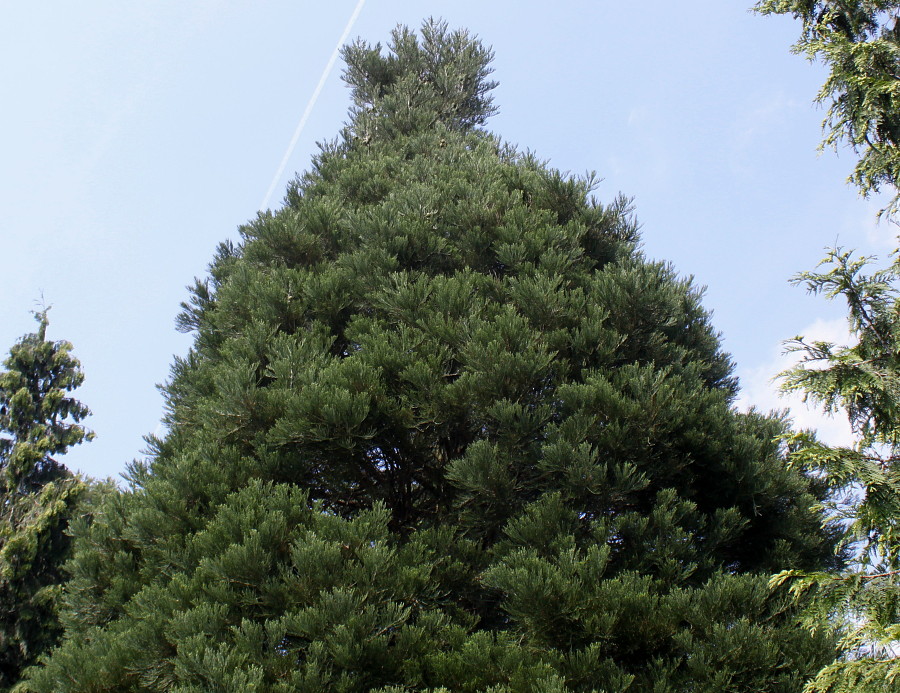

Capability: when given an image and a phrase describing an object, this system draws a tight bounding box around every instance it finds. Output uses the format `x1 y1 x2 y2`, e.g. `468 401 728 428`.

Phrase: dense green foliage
755 1 900 217
772 249 900 692
30 21 840 692
0 312 92 691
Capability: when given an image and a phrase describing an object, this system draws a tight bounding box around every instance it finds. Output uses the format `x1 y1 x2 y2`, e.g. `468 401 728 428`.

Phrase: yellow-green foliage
0 313 93 692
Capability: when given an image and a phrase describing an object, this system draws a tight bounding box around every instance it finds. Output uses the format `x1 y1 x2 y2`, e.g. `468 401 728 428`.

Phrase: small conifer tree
0 312 92 691
31 21 841 692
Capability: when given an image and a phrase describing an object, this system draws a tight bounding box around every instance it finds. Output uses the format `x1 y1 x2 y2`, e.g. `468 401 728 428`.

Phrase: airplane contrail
260 0 367 211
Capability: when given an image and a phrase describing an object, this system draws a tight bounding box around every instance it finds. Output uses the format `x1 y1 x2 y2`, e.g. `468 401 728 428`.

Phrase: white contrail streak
260 0 367 211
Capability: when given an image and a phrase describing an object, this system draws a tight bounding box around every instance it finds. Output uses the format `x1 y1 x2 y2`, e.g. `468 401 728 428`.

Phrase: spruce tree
32 21 840 692
0 312 92 691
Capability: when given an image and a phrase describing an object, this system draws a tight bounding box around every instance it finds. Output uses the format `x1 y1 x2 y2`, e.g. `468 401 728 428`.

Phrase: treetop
341 19 498 142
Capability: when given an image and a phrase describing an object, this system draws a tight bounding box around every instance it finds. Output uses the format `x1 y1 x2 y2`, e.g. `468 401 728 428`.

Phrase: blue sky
2 1 891 479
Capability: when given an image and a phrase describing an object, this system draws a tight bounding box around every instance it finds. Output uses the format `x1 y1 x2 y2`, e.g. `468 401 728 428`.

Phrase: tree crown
0 311 92 495
341 18 498 142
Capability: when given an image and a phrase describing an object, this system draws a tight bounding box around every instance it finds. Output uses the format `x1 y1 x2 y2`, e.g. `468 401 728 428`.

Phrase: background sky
2 1 890 480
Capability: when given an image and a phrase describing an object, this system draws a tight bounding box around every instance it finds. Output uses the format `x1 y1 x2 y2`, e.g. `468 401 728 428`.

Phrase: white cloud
860 195 899 251
735 317 854 448
733 92 794 150
627 107 648 128
727 91 804 172
821 188 900 252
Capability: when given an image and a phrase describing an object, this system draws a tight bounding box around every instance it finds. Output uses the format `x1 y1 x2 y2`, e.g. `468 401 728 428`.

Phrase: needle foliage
29 21 841 692
0 312 92 691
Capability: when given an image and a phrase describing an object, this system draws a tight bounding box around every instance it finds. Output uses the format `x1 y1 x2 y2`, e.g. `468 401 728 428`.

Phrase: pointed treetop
341 18 498 142
0 310 93 493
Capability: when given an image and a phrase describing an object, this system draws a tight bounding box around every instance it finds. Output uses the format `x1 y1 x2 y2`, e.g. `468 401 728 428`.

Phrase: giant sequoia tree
31 22 840 692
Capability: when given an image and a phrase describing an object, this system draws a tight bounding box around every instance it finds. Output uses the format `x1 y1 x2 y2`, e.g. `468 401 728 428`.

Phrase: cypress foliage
754 1 900 219
0 312 92 691
771 248 900 692
33 21 840 692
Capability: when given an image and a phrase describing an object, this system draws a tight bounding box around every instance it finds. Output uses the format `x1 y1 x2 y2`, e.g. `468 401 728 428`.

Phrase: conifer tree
31 21 841 692
754 1 900 218
0 312 92 691
755 4 900 689
770 248 900 692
